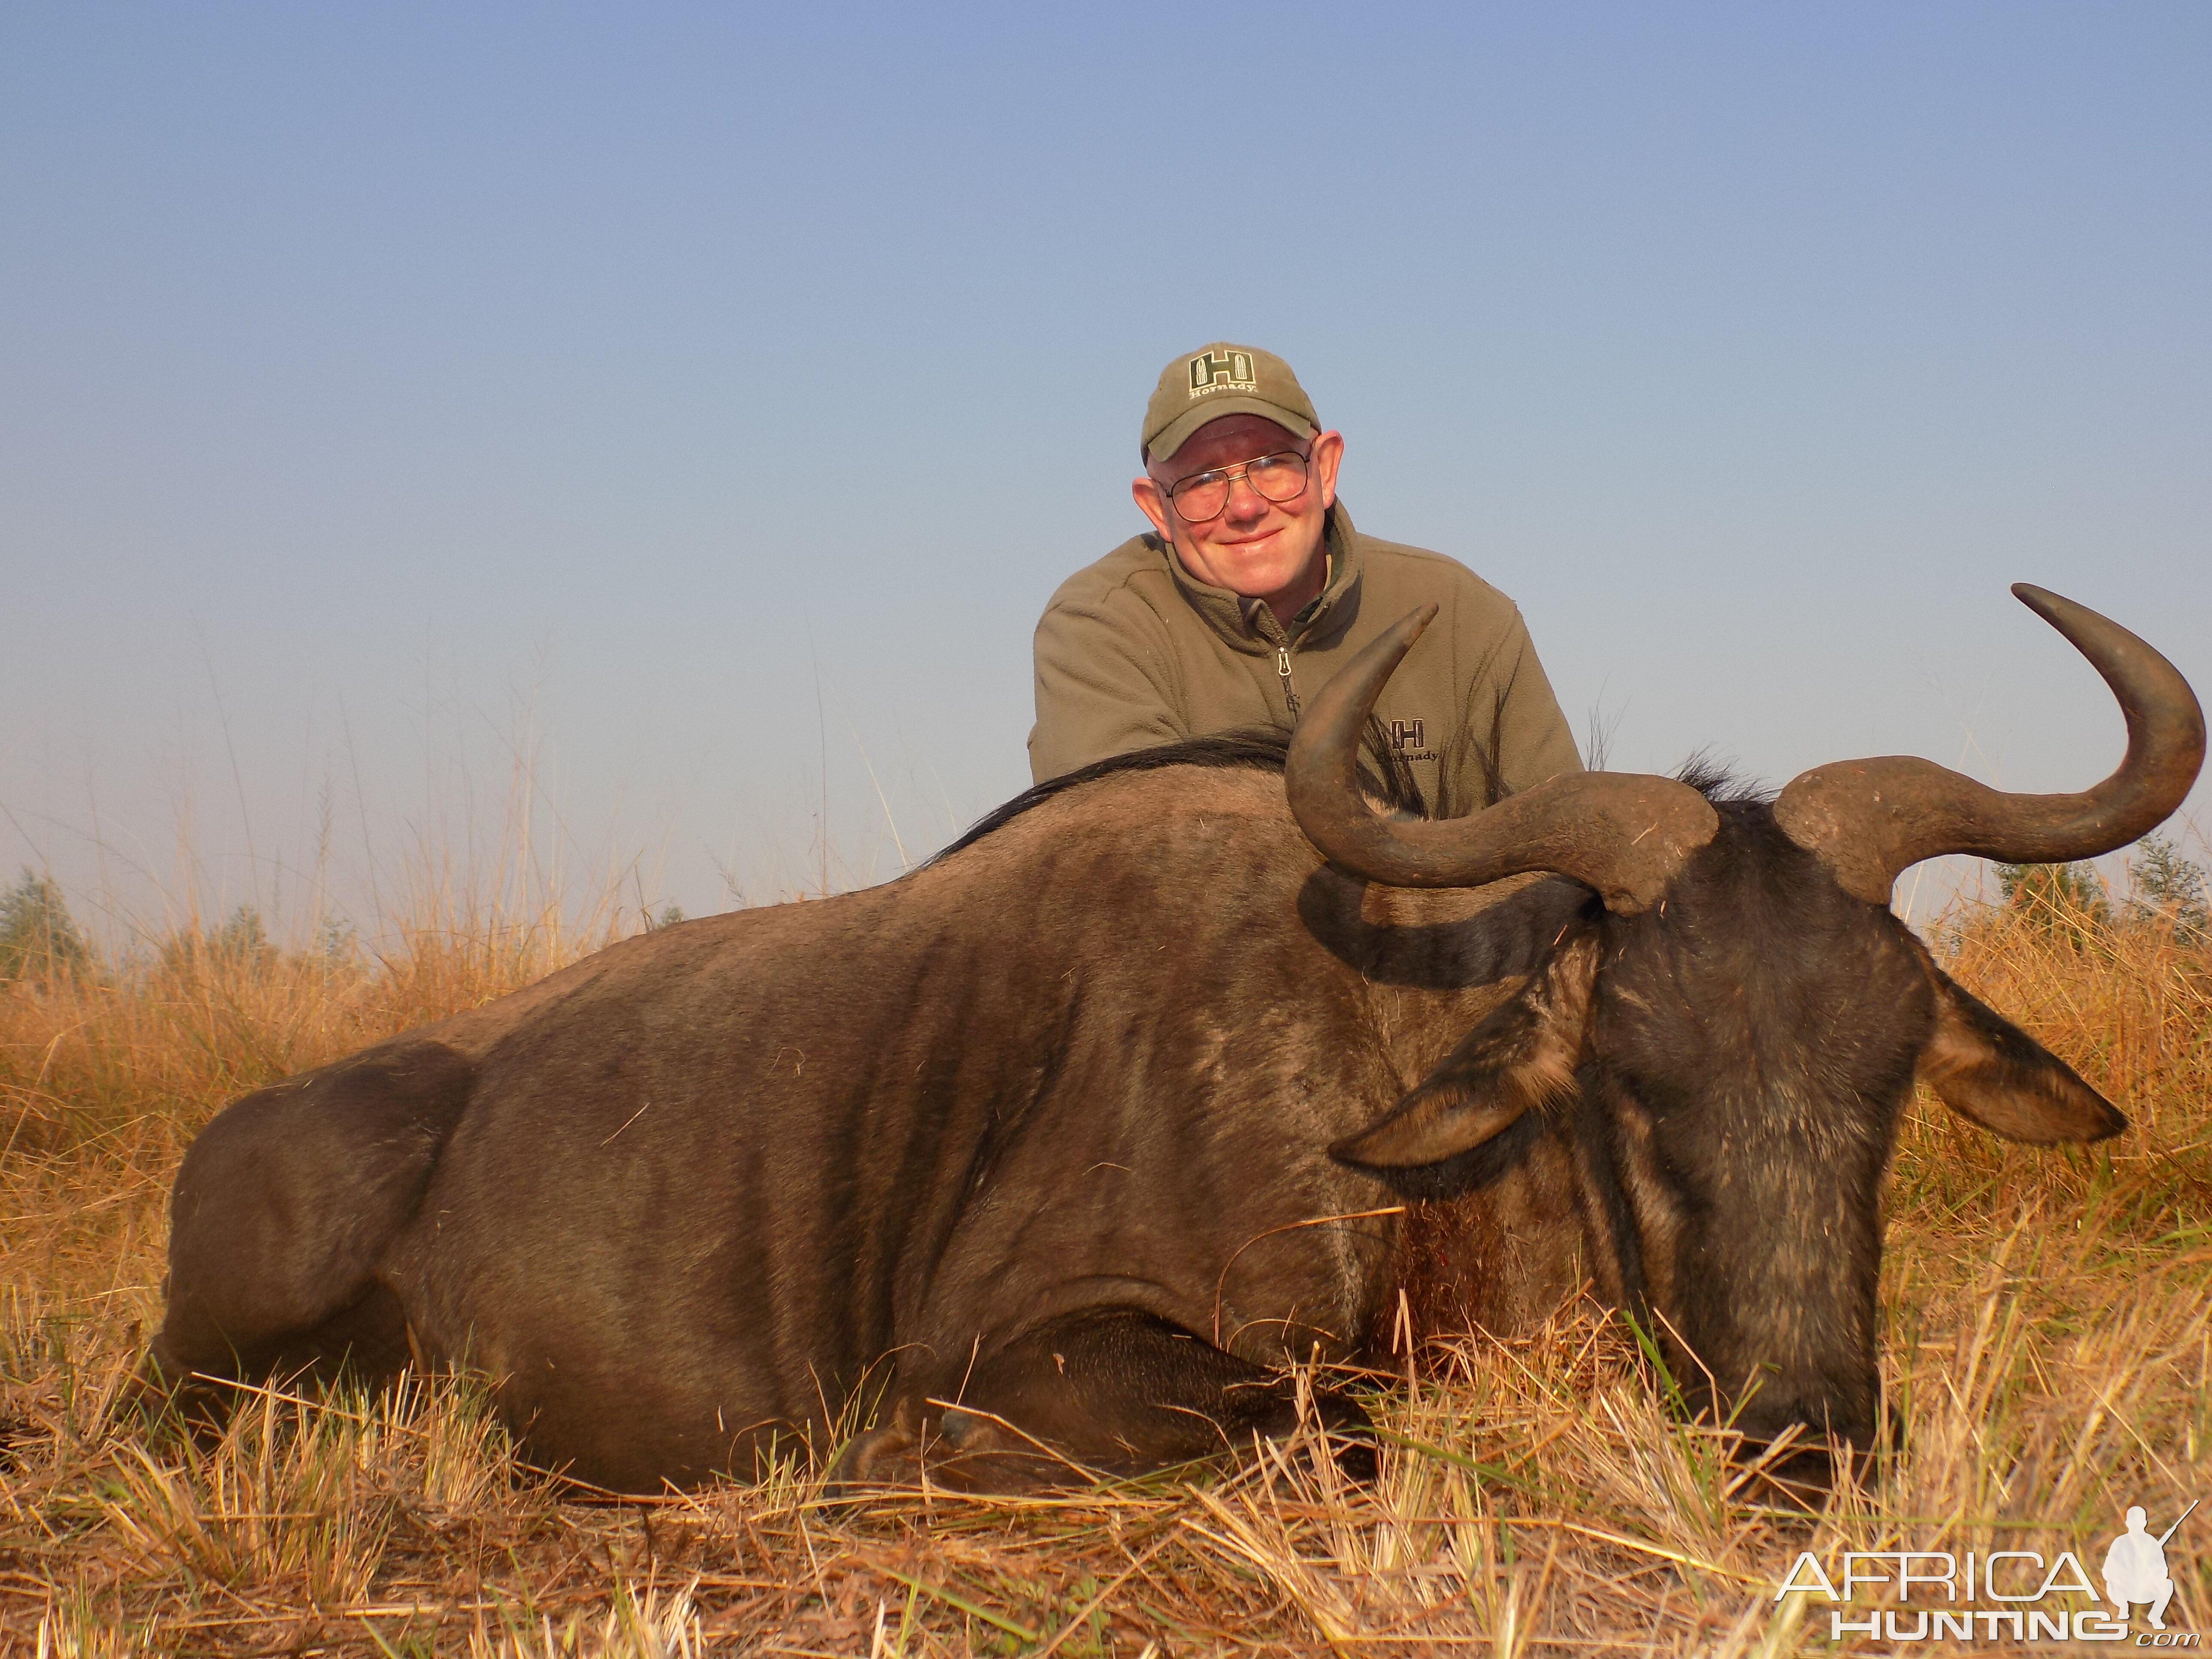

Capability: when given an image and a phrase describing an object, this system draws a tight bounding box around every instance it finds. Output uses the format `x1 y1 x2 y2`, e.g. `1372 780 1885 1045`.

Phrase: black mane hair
1674 750 1776 806
933 727 1428 864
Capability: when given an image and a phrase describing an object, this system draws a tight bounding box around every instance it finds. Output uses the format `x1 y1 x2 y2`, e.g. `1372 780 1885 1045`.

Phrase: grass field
2 868 2206 1655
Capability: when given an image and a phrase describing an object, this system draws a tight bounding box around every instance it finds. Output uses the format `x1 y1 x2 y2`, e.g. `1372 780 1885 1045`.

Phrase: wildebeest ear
1331 931 1598 1170
1916 963 2127 1144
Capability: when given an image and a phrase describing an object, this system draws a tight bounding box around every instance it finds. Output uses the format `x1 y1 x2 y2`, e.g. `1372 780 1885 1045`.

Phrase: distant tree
1995 860 2113 936
655 903 685 930
162 904 279 974
0 869 95 982
313 912 360 964
212 905 276 965
2125 833 2209 942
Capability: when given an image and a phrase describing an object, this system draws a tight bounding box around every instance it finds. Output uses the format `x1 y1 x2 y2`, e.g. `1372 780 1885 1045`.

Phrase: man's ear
1916 961 2127 1144
1130 474 1173 542
1331 930 1597 1170
1309 428 1346 511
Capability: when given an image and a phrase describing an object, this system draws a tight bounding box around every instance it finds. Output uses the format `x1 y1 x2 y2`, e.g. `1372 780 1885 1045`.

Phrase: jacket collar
1154 502 1365 654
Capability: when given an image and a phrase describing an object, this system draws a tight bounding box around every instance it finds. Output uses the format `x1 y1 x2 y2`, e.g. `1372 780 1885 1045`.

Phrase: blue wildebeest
147 586 2202 1493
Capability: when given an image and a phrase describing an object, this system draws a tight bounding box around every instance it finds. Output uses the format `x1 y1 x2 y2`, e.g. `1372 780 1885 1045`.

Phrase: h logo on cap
1188 350 1256 395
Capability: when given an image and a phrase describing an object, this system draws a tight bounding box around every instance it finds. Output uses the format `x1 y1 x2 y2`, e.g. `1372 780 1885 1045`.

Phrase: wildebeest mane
936 725 1428 864
1674 751 1775 805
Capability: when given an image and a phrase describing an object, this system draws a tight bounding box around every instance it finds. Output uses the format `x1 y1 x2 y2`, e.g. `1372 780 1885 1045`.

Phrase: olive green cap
1142 342 1319 465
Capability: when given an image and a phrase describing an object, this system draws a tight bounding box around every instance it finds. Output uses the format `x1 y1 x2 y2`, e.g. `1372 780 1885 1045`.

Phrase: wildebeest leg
833 1308 1374 1492
143 1041 474 1412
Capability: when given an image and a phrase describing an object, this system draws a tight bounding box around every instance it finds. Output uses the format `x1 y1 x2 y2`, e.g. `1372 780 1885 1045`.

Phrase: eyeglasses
1164 450 1311 523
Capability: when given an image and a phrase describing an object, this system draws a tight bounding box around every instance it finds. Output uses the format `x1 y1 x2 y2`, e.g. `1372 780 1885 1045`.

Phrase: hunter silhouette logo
1772 1500 2201 1644
2105 1501 2195 1631
1187 349 1256 396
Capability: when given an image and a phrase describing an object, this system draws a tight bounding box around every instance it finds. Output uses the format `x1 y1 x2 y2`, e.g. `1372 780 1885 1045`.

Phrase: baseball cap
1142 343 1319 465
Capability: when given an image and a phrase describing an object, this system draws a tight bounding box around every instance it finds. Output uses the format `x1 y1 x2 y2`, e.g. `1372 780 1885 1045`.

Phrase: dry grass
2 884 2206 1655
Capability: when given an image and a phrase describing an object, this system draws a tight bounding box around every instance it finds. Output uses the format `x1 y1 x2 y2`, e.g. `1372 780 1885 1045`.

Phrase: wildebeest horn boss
148 586 2202 1495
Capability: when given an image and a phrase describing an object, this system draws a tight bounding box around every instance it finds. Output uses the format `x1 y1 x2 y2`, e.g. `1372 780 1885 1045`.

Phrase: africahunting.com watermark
1774 1502 2197 1645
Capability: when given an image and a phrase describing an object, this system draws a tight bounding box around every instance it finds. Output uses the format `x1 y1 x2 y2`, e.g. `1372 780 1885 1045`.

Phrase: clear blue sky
5 3 2207 940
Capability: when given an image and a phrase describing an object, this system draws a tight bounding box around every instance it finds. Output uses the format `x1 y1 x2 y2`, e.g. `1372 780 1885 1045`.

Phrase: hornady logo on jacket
1388 717 1436 764
1771 1501 2197 1645
1188 349 1256 395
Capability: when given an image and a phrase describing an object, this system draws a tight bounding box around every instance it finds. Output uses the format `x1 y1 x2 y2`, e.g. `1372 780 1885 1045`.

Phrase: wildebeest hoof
934 1406 980 1444
823 1405 1070 1497
1279 1382 1379 1484
114 1349 232 1447
823 1422 922 1493
1730 1436 1866 1511
924 1407 1076 1494
1328 1425 1380 1484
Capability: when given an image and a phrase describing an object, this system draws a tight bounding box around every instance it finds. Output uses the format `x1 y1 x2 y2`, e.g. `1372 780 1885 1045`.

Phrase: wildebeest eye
1331 930 1600 1169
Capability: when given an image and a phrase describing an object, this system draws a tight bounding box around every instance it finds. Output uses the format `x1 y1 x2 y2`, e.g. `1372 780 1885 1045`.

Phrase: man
1029 343 1582 815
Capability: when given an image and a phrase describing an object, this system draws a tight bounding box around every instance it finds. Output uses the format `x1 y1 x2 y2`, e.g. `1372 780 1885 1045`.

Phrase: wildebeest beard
140 587 2198 1497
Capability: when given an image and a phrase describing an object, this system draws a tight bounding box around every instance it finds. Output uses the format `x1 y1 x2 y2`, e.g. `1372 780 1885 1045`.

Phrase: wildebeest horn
1285 606 1720 914
1772 585 2206 905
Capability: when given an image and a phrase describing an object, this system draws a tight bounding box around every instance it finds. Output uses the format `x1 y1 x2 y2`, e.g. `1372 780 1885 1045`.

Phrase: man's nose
1221 472 1271 520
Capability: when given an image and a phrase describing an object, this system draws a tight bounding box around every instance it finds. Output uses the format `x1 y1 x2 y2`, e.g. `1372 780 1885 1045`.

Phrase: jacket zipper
1276 645 1301 717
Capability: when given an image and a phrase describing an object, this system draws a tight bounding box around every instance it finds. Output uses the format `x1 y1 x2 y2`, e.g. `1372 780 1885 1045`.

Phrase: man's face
1132 414 1345 617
